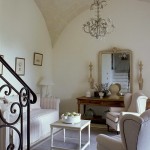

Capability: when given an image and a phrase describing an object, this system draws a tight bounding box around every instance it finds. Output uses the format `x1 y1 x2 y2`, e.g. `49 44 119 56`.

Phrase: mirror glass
98 47 133 95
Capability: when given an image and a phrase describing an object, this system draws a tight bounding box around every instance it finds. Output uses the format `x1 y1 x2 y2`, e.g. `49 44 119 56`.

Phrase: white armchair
106 92 148 132
97 109 150 150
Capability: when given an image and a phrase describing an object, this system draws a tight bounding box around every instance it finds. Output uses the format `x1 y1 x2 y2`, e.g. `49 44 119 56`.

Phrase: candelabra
138 61 143 90
88 62 94 89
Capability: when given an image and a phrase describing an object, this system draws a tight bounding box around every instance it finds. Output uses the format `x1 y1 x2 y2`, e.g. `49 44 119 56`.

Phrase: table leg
88 124 90 145
50 127 53 149
83 105 86 115
78 103 80 113
79 130 81 150
63 128 66 142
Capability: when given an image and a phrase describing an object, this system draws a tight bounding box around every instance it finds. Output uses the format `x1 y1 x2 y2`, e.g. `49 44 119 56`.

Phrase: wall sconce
138 61 143 90
88 62 94 89
39 77 54 98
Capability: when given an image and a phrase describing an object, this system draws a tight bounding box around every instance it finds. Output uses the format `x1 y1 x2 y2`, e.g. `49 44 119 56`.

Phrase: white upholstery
97 109 150 150
106 92 148 132
0 94 60 149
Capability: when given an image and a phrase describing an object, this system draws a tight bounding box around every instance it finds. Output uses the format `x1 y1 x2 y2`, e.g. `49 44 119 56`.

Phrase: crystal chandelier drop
83 0 115 39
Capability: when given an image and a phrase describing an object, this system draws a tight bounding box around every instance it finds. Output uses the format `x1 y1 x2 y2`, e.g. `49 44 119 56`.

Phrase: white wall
0 0 53 96
53 0 150 115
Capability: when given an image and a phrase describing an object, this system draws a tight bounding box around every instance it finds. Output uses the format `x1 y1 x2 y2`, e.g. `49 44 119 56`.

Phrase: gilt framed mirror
98 47 133 95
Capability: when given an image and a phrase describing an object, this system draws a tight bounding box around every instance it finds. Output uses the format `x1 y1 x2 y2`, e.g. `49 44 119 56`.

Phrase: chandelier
83 0 115 39
119 53 128 60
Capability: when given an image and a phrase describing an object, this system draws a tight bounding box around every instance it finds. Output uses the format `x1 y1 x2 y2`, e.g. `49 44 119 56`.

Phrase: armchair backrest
124 93 132 111
120 109 150 150
127 92 148 114
138 110 150 150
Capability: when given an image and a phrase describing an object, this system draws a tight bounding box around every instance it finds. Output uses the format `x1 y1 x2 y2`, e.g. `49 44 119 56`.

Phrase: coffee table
50 119 91 150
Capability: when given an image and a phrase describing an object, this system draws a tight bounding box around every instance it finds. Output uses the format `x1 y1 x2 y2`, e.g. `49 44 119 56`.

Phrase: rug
30 124 116 150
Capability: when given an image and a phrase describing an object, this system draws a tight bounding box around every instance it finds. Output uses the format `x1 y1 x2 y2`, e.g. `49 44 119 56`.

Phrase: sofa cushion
11 108 59 148
0 103 10 112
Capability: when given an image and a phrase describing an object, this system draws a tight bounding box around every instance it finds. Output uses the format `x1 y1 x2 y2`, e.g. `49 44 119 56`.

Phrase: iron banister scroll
0 55 37 150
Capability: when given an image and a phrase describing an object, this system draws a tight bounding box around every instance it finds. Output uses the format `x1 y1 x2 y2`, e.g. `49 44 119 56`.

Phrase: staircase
0 56 37 150
112 72 130 94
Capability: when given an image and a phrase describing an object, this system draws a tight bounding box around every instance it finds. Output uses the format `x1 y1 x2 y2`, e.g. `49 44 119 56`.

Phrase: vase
94 91 99 97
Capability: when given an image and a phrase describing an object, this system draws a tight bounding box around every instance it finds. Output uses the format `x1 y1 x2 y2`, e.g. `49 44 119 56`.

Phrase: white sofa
0 94 60 149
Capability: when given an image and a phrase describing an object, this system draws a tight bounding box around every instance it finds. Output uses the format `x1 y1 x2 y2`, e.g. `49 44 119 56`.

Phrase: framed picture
0 55 4 75
33 53 43 66
15 57 25 76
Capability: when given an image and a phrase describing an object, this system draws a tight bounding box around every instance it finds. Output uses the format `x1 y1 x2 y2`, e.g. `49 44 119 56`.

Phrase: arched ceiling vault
34 0 91 46
34 0 150 46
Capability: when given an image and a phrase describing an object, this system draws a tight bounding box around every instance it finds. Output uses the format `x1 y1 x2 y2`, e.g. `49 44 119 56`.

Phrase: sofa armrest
40 96 60 110
0 108 10 150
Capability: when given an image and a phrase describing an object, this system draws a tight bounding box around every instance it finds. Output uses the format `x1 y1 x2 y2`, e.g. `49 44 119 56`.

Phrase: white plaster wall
53 0 150 115
0 0 53 96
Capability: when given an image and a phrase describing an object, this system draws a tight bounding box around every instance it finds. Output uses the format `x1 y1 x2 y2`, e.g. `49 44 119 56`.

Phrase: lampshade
39 78 54 86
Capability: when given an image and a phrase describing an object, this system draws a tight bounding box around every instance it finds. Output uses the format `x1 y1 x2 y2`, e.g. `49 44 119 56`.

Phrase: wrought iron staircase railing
0 56 37 150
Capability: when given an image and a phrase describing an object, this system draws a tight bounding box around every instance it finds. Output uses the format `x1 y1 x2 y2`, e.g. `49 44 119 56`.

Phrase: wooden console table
77 96 150 123
77 96 124 123
77 96 124 114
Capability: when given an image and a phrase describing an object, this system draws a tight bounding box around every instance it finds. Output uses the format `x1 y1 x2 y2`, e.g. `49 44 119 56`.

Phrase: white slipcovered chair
106 92 148 133
97 109 150 150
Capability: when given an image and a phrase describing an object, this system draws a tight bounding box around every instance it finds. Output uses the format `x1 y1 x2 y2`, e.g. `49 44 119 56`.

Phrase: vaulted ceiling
34 0 150 46
34 0 91 46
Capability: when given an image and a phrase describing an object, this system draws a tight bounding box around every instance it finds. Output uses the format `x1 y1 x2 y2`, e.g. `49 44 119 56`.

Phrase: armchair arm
109 107 125 112
40 96 60 110
96 134 124 150
120 112 140 118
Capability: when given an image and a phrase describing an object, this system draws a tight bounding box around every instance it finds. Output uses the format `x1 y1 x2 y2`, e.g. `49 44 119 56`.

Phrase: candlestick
138 60 143 90
88 62 94 89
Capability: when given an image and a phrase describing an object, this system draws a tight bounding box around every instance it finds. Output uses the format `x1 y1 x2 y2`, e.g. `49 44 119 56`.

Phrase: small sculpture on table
109 84 120 99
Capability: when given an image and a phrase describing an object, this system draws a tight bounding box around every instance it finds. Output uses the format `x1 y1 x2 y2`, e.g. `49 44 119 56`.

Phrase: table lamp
39 78 54 98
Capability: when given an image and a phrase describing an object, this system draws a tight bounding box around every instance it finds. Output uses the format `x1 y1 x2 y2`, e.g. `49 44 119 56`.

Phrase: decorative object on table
15 57 25 76
61 112 81 124
138 61 143 90
94 83 109 97
83 0 115 39
94 91 100 97
33 52 43 66
88 62 94 89
85 108 95 119
86 90 91 97
115 83 121 95
108 84 120 99
0 55 4 75
99 91 104 99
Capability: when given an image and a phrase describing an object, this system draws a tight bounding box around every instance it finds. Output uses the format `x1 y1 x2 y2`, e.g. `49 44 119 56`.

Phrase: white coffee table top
50 119 91 130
